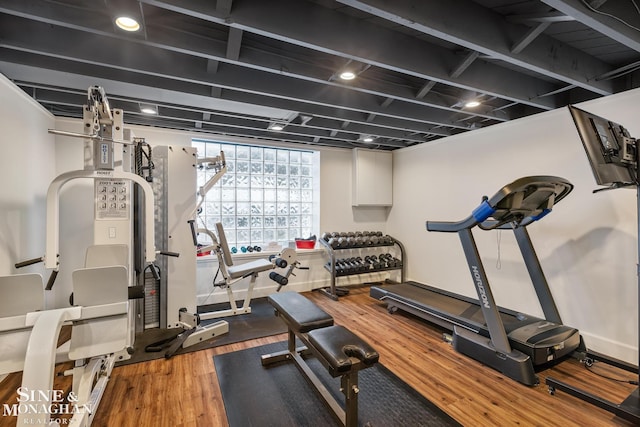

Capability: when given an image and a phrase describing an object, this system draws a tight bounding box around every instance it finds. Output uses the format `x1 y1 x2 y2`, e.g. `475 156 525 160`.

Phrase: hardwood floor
1 286 637 426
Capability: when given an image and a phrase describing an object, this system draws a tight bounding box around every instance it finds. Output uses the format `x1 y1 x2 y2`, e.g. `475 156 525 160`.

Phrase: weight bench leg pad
308 325 379 376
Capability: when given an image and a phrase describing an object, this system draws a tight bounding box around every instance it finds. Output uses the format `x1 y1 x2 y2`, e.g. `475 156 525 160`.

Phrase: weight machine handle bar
45 270 58 291
15 258 58 290
158 251 180 258
15 257 45 268
188 220 198 246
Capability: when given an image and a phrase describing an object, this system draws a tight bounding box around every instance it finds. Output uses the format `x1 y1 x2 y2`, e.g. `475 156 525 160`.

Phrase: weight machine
148 151 306 358
189 155 305 321
153 222 303 358
196 222 302 321
1 86 164 426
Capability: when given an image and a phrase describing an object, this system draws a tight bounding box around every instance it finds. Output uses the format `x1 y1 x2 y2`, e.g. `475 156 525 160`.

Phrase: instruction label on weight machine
95 179 129 220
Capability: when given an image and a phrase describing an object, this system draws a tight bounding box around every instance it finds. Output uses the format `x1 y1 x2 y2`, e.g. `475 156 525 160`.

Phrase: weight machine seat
0 274 45 375
0 273 44 317
268 291 334 333
227 258 276 279
308 325 380 377
69 265 129 360
213 221 275 279
215 222 235 267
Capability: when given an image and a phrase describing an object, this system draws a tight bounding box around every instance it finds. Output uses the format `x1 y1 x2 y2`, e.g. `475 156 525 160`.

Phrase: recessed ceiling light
465 100 481 108
115 16 140 32
339 71 356 80
362 136 374 142
140 106 157 115
269 123 285 131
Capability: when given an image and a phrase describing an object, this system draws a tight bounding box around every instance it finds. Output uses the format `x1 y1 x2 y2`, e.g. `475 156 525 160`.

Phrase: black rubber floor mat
117 297 286 366
214 341 462 427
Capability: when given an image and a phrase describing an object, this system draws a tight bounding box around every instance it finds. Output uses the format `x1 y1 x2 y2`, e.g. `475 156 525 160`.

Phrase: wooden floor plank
1 287 636 426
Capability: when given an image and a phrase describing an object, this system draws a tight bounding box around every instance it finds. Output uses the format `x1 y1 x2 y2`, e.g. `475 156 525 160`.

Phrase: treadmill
371 176 583 386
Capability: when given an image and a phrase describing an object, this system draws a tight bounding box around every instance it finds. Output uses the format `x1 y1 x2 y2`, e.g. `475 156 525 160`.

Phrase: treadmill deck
371 281 581 365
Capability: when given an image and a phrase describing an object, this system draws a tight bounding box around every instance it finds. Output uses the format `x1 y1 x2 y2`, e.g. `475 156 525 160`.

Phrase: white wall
0 74 55 295
388 88 640 364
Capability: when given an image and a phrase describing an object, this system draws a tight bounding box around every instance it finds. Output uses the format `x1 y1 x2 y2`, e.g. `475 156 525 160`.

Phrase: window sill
196 246 324 263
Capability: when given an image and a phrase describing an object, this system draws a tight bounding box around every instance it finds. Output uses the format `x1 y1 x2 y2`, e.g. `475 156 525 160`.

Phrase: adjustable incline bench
261 292 379 427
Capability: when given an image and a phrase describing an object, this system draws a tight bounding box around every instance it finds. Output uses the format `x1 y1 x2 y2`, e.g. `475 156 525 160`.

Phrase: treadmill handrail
427 176 572 233
426 215 479 233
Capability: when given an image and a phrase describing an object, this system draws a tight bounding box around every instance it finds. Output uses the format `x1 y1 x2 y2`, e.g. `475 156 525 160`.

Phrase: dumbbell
365 255 380 269
321 232 331 242
327 260 347 275
231 247 238 253
380 253 398 267
351 257 363 273
329 237 340 249
340 258 354 273
376 253 389 268
354 257 369 272
347 257 362 273
337 259 352 274
349 257 361 272
337 237 350 248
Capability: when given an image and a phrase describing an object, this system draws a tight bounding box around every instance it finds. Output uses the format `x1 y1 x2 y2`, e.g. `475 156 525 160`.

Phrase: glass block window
193 139 319 250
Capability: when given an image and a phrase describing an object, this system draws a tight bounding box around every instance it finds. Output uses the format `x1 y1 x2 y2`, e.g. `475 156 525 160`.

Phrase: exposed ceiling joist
337 0 614 95
541 0 640 53
0 0 637 150
142 0 563 110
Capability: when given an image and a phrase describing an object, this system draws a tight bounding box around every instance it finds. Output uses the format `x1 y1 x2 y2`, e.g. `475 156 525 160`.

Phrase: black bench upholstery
263 291 379 427
268 291 334 333
308 325 379 377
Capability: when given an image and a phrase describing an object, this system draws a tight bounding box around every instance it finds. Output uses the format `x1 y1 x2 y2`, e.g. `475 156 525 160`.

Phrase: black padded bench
261 291 379 427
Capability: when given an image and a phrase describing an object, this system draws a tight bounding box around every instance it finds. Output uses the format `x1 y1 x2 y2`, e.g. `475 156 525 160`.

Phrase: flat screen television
568 105 638 187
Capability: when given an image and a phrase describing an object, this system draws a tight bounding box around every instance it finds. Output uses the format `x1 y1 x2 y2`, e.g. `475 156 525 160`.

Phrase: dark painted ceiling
1 0 640 150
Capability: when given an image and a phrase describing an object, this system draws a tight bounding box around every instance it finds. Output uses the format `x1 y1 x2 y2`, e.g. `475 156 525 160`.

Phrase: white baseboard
579 331 638 366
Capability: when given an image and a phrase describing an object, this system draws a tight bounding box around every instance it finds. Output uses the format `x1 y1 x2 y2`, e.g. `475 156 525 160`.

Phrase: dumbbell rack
319 234 405 300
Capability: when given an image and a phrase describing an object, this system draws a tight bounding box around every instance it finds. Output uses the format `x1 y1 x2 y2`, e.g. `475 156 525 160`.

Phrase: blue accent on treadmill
472 200 496 222
530 208 551 221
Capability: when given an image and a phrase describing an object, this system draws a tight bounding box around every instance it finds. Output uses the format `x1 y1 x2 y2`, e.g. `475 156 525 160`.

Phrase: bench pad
308 325 379 376
268 292 334 333
227 258 274 279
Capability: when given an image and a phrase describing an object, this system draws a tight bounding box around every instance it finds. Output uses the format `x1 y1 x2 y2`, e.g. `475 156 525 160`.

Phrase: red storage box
295 240 316 249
